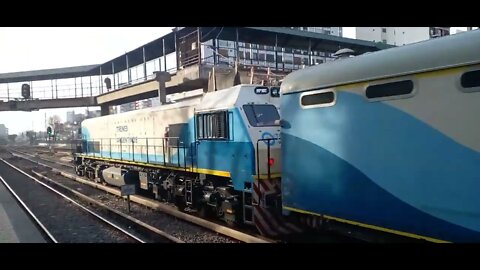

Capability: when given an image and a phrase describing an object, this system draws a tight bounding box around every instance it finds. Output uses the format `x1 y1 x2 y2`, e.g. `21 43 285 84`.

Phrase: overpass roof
96 27 393 74
0 64 100 84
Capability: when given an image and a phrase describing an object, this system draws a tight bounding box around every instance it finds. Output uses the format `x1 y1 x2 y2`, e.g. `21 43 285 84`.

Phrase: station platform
0 178 46 243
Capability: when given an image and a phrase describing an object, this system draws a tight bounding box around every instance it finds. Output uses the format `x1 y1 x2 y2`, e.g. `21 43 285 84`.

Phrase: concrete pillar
308 39 312 66
155 71 172 105
274 34 278 71
112 62 116 90
101 104 110 116
174 30 179 71
143 46 147 80
162 38 166 72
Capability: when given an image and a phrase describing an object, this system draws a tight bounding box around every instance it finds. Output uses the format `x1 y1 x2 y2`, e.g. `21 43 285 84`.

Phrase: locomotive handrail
81 136 191 171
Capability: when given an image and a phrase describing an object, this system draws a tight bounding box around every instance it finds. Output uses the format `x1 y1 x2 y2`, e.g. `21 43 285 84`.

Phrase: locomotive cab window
460 70 480 93
196 111 229 140
366 80 414 100
243 104 280 127
300 90 336 109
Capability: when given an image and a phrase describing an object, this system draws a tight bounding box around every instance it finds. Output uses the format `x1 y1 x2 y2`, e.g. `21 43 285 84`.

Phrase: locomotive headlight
268 158 275 166
270 87 280 97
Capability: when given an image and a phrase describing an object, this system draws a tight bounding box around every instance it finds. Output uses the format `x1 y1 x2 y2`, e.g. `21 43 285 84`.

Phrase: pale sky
0 27 172 134
0 27 472 134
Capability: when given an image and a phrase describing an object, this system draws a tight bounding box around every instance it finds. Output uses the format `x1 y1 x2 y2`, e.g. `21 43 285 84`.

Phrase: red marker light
268 158 275 166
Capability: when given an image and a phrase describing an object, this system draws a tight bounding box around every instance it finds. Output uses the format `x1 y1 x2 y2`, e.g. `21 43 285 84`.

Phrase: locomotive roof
83 84 264 125
281 29 480 94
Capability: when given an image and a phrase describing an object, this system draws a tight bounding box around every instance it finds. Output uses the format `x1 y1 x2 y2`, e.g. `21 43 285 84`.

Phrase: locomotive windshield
243 104 280 127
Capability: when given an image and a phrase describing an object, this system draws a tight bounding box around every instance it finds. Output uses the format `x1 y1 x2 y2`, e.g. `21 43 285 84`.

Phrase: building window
218 48 229 58
300 90 336 108
382 39 387 43
243 105 280 127
460 70 480 92
277 55 283 63
218 40 228 47
366 80 414 100
294 57 302 65
266 54 275 62
196 111 229 140
382 28 387 33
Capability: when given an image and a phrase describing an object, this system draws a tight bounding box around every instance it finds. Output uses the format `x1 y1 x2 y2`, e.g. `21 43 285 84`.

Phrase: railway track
0 157 149 243
0 175 57 243
5 147 273 243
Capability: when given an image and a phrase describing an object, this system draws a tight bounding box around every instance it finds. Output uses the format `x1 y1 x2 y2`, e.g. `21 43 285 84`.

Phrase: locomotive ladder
185 179 193 206
242 187 254 225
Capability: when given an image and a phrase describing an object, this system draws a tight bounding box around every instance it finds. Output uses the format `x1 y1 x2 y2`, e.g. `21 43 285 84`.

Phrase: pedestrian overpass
0 27 392 115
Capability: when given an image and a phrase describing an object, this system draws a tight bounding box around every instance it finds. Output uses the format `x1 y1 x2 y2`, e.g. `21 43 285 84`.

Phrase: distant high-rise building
86 110 101 118
356 27 450 46
119 102 136 113
0 124 8 138
288 27 342 36
66 111 75 123
73 113 86 124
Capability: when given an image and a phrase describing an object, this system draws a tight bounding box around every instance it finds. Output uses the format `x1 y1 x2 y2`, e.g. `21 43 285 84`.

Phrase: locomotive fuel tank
101 167 139 187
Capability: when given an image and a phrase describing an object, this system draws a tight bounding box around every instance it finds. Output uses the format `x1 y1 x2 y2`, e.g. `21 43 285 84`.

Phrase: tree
48 115 61 126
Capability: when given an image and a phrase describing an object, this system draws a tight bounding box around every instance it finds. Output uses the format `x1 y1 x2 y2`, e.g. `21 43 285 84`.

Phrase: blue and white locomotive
280 29 480 242
76 85 283 229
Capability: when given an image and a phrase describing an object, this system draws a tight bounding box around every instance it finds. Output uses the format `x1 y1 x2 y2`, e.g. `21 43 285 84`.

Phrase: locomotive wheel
174 196 186 212
219 201 236 227
225 218 235 227
197 204 211 218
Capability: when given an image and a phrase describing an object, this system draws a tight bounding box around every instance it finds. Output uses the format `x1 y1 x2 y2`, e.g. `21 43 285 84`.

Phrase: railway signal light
21 84 31 99
104 78 112 90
